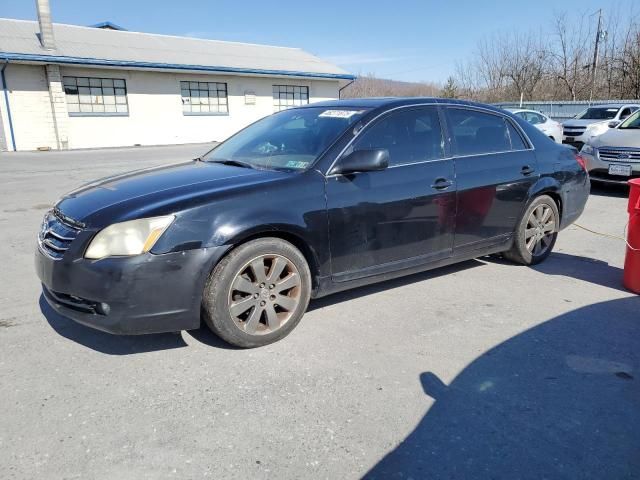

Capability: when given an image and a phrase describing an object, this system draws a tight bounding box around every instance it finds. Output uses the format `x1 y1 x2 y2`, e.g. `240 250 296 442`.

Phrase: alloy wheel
227 254 302 335
525 204 556 256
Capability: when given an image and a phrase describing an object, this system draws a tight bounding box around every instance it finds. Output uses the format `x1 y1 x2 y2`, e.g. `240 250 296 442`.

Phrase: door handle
431 178 453 190
521 165 535 176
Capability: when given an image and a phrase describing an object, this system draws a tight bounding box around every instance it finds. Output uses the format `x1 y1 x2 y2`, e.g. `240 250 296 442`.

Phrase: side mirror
331 148 389 175
608 120 620 128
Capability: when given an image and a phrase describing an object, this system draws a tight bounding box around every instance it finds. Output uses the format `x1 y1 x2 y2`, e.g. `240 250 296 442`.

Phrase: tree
550 13 592 101
441 76 458 98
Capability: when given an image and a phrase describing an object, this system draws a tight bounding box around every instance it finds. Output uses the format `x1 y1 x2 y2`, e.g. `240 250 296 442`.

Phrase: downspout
338 79 355 99
1 59 17 151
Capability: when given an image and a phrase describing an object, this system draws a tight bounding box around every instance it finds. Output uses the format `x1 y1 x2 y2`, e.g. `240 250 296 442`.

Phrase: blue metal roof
0 52 356 80
89 21 127 31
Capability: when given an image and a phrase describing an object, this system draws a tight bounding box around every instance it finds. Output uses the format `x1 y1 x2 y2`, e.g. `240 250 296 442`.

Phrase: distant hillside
340 75 442 98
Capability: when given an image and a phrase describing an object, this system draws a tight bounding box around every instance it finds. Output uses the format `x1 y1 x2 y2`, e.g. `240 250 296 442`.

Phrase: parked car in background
506 109 563 143
35 98 590 348
580 109 640 184
563 103 639 148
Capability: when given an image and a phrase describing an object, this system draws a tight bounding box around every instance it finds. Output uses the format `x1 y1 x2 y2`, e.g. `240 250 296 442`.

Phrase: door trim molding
332 248 452 283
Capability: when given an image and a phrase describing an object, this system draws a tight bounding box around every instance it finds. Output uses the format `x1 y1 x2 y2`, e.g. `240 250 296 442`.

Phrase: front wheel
504 195 559 265
202 238 311 348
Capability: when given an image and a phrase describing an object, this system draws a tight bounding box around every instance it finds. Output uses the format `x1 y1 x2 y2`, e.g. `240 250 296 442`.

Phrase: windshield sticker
285 160 310 169
319 110 364 119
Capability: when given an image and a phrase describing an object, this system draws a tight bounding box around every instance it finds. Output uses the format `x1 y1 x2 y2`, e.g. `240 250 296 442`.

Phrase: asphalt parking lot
1 144 638 479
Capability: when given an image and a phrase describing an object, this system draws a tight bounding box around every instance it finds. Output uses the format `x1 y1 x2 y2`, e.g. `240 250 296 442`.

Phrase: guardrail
494 100 638 121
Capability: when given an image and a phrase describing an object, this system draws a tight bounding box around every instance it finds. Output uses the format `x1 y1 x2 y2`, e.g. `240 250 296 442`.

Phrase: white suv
563 103 639 149
580 110 640 184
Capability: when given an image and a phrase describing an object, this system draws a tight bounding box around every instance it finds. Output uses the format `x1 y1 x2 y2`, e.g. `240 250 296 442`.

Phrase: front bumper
562 133 588 149
36 244 229 334
582 151 640 184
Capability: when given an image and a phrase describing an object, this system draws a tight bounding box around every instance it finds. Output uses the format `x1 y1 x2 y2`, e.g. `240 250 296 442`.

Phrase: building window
181 81 228 115
63 76 128 116
273 85 309 111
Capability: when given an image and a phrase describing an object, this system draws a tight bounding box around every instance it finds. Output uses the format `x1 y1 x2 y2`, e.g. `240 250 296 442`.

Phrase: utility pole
589 9 603 104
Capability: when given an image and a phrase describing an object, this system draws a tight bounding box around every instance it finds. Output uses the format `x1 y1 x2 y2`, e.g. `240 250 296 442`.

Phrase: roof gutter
1 59 17 151
0 52 356 80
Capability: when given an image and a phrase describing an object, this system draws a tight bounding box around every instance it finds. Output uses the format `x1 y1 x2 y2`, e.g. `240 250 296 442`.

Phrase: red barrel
623 179 640 294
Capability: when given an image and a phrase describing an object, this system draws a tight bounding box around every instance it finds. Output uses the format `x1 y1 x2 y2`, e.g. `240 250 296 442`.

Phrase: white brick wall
1 63 58 151
0 63 341 151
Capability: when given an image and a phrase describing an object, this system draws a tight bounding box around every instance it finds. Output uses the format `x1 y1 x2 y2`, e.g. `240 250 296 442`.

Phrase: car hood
56 160 285 228
589 129 640 148
563 119 608 128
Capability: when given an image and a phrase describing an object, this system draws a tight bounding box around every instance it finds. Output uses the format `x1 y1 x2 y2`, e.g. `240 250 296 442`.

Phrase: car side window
506 121 527 150
526 112 541 125
447 108 513 156
352 107 444 166
620 108 633 120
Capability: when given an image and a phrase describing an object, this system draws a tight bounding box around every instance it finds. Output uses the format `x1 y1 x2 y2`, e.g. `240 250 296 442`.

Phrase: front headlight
586 123 607 137
581 144 595 155
84 215 175 259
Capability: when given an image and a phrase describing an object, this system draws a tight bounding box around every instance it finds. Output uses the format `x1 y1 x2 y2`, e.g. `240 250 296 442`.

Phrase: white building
0 4 353 151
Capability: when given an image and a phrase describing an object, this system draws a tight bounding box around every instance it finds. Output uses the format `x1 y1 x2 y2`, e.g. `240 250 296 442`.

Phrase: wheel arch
221 226 322 294
527 178 564 222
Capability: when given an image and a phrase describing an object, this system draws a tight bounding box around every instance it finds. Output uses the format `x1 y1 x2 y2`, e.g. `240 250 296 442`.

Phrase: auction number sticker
319 110 364 119
285 160 310 169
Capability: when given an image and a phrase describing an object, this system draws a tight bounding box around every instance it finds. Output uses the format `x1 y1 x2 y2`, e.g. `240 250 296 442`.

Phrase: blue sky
1 0 636 83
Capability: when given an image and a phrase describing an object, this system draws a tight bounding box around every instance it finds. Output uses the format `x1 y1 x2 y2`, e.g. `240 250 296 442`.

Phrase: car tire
202 237 311 348
504 195 559 266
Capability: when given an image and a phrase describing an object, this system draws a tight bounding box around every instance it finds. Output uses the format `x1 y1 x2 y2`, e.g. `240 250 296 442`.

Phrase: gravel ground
0 144 638 479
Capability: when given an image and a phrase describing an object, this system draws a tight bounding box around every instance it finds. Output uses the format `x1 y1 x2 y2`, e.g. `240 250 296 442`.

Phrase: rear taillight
575 154 587 171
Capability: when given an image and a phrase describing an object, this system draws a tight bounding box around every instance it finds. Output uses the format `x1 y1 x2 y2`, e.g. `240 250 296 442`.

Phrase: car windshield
619 110 640 130
576 107 620 120
202 107 369 171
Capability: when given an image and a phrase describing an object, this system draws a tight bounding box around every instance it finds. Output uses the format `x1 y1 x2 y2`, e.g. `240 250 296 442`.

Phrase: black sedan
36 98 590 347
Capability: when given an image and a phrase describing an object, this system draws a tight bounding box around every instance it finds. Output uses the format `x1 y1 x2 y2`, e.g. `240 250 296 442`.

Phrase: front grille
38 210 82 259
598 147 640 163
563 140 584 149
563 126 586 136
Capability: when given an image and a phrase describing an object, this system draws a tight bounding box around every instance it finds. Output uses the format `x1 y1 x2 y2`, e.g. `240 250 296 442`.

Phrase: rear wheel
202 238 311 348
504 195 559 265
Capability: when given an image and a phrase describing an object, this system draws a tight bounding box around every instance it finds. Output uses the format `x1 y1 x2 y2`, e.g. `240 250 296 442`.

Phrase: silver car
563 103 639 149
580 110 640 184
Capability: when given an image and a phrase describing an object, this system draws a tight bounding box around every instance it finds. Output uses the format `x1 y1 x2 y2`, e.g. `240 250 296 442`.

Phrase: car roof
298 97 508 114
587 103 639 109
505 108 545 115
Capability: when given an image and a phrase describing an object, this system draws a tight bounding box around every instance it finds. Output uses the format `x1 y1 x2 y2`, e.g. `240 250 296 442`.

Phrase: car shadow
309 259 484 311
532 252 627 292
40 295 243 354
40 295 189 355
364 296 640 479
39 261 483 354
485 252 627 292
589 182 629 198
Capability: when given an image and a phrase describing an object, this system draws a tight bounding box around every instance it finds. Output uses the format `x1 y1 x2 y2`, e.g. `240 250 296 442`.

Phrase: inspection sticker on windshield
319 110 364 119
